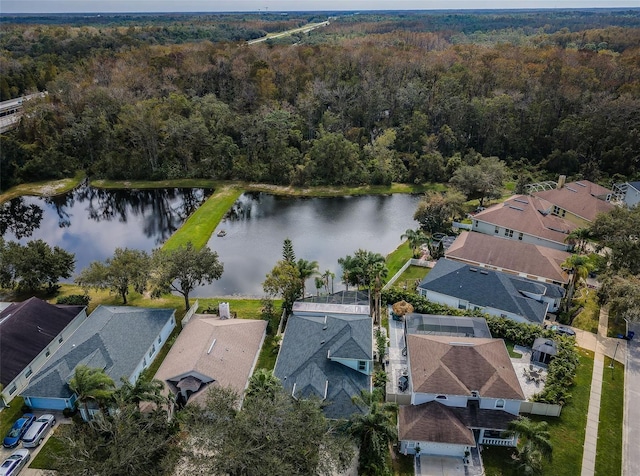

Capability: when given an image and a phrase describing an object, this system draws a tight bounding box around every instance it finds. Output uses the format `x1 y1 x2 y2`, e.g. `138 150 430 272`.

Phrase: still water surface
195 192 421 297
0 184 210 275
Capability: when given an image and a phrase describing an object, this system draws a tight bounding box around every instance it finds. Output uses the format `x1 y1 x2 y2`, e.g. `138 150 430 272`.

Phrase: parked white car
21 414 55 449
0 449 30 476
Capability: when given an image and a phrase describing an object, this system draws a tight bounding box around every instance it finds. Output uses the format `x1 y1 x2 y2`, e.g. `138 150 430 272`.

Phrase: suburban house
471 195 577 251
274 291 373 419
21 305 175 419
417 259 565 325
531 178 614 225
612 181 640 208
153 314 267 409
397 320 525 458
0 297 88 406
445 231 570 286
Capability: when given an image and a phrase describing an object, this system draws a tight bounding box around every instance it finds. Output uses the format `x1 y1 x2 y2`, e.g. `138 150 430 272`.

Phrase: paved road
623 321 640 476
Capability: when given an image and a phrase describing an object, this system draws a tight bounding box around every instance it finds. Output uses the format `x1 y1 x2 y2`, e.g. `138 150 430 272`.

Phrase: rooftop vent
514 198 528 204
508 205 524 211
575 182 587 187
469 268 478 272
480 270 489 275
566 186 578 193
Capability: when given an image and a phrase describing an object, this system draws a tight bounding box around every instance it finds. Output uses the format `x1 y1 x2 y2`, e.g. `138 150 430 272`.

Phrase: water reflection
0 198 43 239
1 184 211 276
195 192 421 297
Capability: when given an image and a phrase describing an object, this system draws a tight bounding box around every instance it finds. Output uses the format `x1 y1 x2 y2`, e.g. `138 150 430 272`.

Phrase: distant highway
0 92 46 133
247 21 330 45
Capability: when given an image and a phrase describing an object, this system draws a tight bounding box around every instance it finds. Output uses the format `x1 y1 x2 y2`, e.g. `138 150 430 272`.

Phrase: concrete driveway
1 410 69 475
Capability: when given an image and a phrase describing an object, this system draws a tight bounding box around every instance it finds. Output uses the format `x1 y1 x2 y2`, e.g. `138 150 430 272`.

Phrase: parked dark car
2 414 35 449
551 325 576 337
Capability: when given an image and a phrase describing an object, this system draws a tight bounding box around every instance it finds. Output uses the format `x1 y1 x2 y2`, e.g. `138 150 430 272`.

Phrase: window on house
474 220 478 228
500 313 508 318
358 361 366 371
149 345 155 358
158 336 162 344
9 385 17 395
436 395 447 400
504 228 513 238
58 337 63 343
45 349 50 357
494 226 499 234
170 317 175 324
518 232 523 240
25 368 32 378
495 399 505 409
143 358 147 368
458 302 467 310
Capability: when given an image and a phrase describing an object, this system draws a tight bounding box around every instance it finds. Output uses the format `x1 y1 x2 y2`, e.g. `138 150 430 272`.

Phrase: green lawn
29 432 66 470
386 242 414 277
0 397 25 437
571 287 600 334
595 360 624 476
163 185 243 251
483 348 594 476
391 265 430 293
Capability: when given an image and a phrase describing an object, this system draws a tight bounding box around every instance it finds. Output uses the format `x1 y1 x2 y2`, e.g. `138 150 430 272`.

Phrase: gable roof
474 195 577 244
407 335 524 400
22 306 175 399
274 312 372 419
445 232 570 284
418 259 560 325
153 315 267 406
532 180 614 222
399 401 518 444
0 297 85 387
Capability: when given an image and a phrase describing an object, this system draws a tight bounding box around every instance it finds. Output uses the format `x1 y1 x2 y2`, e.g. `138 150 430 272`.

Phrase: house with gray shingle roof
274 291 373 419
21 305 175 418
417 259 565 325
0 297 88 406
398 331 524 458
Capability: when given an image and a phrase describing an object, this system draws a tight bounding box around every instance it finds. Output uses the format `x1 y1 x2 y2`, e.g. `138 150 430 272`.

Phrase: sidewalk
580 306 608 476
623 321 640 476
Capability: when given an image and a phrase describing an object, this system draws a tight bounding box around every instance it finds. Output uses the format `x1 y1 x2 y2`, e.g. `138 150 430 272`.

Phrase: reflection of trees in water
44 192 75 229
0 198 44 239
79 185 209 244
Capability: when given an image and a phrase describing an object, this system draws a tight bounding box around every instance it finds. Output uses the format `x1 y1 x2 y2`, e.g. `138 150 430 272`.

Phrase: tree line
2 12 640 190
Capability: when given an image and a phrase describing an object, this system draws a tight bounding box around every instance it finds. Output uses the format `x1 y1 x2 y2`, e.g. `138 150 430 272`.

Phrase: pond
194 192 421 297
0 184 210 276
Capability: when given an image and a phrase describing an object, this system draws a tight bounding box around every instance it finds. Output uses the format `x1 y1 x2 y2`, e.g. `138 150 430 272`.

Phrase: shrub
56 294 90 306
62 407 77 418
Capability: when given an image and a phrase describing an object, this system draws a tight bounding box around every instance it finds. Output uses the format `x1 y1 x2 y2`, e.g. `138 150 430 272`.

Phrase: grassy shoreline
0 171 86 204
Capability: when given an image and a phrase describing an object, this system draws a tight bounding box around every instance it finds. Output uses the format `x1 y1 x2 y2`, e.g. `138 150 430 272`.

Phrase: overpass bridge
0 92 47 133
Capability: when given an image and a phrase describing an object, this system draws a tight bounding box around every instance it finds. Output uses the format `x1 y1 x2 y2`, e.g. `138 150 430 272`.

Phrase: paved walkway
623 321 640 476
580 306 609 476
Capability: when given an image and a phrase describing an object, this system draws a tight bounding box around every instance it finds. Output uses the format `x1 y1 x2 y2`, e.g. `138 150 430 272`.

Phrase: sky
1 0 639 14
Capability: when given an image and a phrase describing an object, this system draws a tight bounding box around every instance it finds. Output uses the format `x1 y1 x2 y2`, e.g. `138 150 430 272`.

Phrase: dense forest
1 9 639 190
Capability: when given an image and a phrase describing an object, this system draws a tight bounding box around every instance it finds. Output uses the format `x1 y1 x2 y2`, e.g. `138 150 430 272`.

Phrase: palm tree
321 269 335 294
565 227 592 253
368 261 388 325
400 228 427 257
511 443 544 476
245 369 282 402
297 258 319 298
562 254 595 311
506 416 553 463
69 365 116 420
347 390 398 475
114 377 167 407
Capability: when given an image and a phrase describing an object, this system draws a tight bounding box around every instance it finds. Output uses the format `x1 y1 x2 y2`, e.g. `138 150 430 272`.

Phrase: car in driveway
549 325 576 337
2 414 35 449
0 449 31 476
21 414 56 449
